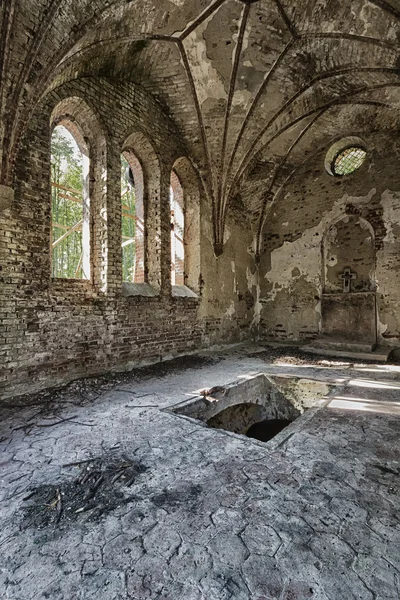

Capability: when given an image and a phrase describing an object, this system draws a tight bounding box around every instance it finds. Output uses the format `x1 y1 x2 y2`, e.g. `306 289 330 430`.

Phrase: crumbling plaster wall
259 131 400 345
323 215 375 293
0 77 255 400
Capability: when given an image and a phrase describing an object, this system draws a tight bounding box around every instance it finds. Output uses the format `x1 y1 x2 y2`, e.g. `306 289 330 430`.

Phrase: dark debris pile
3 354 219 415
21 455 148 530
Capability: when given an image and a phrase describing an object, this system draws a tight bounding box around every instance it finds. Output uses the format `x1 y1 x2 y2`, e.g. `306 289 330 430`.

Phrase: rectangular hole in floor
167 374 330 443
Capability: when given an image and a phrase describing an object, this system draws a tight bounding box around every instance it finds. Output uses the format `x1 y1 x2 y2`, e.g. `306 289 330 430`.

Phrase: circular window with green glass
332 146 367 176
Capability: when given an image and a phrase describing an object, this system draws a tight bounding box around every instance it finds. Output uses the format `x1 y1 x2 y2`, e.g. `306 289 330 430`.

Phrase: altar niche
320 215 377 349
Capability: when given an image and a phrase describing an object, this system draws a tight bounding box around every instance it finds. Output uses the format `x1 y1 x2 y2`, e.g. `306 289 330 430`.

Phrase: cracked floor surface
1 345 400 599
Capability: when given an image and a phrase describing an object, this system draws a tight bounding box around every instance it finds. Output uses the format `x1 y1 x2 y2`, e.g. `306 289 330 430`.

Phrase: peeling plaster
223 224 232 244
381 189 400 243
377 314 388 338
264 190 378 302
246 266 260 330
231 261 238 293
225 301 235 318
183 21 226 107
375 189 400 343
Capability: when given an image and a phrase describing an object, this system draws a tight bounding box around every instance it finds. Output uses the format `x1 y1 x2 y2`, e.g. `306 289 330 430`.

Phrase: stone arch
122 132 161 290
51 97 105 159
171 157 201 292
322 214 376 294
50 97 107 289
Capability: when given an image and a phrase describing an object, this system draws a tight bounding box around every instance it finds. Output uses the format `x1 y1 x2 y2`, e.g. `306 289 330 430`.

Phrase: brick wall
0 76 256 400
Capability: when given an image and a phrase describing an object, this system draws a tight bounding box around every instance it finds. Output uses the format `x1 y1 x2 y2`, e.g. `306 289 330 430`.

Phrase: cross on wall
339 267 357 293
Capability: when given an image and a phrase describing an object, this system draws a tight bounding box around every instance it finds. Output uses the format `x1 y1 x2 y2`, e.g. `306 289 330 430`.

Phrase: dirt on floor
251 345 397 367
2 355 219 417
21 455 148 530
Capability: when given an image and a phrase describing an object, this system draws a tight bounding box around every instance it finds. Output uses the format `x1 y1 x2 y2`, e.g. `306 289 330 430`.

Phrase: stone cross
339 267 357 293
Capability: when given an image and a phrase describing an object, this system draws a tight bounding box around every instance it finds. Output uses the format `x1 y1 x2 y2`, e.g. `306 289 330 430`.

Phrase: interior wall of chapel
259 130 400 344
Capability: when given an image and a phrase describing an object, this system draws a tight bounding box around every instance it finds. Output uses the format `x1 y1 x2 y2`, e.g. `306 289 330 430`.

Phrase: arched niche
322 215 375 294
122 132 161 290
50 97 107 289
171 156 201 292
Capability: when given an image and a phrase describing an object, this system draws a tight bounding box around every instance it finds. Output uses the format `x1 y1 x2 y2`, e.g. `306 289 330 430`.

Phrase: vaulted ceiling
1 0 400 253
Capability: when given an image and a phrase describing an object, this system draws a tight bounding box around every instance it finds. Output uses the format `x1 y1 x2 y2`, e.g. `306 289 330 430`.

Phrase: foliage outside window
51 125 88 279
121 154 136 282
170 176 185 286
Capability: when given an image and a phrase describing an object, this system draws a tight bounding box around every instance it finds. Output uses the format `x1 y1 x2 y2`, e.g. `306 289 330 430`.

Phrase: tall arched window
170 170 185 286
51 123 90 279
121 151 145 283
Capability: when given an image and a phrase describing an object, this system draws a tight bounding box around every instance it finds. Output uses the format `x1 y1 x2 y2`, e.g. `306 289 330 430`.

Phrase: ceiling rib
256 98 396 251
221 38 295 205
218 2 251 222
179 0 227 41
177 38 218 243
274 0 298 38
367 0 400 18
233 66 400 190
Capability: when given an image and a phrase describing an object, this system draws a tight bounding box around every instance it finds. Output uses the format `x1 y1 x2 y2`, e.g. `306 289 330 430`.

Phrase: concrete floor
1 345 400 599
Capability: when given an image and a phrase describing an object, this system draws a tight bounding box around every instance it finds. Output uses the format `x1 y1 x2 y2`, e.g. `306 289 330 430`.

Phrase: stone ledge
122 282 158 297
171 285 198 298
0 185 14 212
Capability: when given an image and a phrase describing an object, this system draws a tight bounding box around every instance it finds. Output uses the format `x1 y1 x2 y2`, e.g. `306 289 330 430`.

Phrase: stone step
304 338 375 353
302 341 392 363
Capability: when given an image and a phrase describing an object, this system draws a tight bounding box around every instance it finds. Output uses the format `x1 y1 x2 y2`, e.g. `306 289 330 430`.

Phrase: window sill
51 277 91 287
52 277 90 282
172 285 198 299
122 282 158 297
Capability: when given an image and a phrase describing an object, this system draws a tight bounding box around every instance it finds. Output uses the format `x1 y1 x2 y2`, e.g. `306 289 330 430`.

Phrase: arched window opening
51 124 90 279
170 171 185 286
121 152 145 283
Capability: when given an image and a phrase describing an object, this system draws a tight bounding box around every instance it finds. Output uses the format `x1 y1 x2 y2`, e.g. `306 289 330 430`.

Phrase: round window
332 146 366 176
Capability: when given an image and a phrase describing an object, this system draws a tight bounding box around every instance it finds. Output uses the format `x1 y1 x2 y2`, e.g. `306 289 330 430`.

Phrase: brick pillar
91 136 108 292
146 164 171 294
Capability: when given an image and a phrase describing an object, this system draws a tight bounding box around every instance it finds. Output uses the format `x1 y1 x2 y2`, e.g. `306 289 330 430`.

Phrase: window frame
330 144 367 177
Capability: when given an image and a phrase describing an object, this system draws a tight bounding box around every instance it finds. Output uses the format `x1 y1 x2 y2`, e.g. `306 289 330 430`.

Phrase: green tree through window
121 154 136 282
51 126 85 278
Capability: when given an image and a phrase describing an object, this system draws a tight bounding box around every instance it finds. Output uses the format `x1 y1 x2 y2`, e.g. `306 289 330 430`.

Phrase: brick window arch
50 97 107 290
